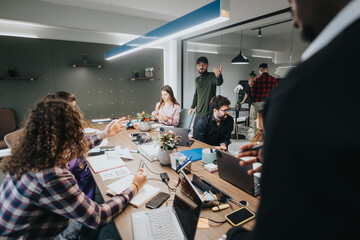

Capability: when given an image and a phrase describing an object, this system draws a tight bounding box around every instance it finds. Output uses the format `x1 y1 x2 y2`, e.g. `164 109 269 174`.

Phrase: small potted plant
5 67 16 77
134 69 139 78
137 111 152 131
234 84 243 110
157 130 181 165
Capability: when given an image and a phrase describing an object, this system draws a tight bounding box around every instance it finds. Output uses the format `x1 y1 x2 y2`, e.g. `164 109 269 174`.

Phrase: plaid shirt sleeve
38 168 134 230
85 133 103 150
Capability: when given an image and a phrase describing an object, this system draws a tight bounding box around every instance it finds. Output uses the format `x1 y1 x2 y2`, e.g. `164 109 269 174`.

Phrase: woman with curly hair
0 100 147 239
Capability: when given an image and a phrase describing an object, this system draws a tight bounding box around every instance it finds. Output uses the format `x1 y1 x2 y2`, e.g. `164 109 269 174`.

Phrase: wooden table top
84 120 260 240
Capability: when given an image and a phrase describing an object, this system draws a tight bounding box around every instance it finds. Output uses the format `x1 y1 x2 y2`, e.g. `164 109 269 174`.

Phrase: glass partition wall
181 8 309 109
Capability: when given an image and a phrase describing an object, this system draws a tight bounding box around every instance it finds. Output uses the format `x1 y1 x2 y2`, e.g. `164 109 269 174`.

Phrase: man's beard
301 24 317 42
198 69 207 75
217 114 227 121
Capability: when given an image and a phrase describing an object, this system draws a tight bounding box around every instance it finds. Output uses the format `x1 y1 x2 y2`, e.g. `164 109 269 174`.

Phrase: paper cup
202 148 216 164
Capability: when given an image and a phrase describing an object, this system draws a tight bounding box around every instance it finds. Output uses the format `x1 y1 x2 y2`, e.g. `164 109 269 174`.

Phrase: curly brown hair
0 100 88 177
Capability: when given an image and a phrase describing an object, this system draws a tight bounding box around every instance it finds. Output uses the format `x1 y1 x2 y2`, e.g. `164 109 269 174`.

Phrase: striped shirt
251 72 278 102
0 164 134 239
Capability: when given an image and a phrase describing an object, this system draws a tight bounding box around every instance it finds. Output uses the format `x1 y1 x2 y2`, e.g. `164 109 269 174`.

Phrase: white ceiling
0 0 290 45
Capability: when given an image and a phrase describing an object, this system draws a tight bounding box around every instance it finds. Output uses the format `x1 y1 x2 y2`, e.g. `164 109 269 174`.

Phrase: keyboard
146 208 181 240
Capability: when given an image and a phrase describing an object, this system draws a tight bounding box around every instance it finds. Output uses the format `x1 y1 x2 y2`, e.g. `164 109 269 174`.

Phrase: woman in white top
151 85 180 126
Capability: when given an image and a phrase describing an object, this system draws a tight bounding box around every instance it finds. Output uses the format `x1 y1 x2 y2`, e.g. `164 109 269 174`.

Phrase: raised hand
101 117 128 139
213 65 223 78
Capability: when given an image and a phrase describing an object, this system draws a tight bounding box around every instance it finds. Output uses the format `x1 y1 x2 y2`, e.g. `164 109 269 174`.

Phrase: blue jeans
54 221 82 240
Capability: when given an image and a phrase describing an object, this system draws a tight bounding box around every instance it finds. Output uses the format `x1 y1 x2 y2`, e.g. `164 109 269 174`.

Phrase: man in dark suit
227 0 360 239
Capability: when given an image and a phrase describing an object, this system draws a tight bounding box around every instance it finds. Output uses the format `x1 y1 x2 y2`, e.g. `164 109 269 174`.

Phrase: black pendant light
231 30 249 64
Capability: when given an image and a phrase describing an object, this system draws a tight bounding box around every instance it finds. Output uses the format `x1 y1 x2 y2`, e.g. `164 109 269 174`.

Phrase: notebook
86 154 126 173
107 175 161 207
179 148 203 161
138 142 159 161
132 170 203 240
216 151 261 197
159 127 194 147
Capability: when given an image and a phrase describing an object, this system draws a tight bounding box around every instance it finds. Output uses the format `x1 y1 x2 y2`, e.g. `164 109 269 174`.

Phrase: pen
238 144 263 153
177 159 191 173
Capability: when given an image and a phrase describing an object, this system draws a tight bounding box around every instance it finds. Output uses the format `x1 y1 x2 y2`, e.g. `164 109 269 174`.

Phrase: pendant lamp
231 30 249 64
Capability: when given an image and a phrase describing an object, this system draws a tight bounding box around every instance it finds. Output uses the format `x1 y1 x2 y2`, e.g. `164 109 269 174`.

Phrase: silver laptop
217 151 261 197
132 170 203 240
159 127 194 147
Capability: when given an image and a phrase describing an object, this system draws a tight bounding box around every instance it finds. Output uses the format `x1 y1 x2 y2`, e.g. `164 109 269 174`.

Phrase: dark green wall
0 36 164 126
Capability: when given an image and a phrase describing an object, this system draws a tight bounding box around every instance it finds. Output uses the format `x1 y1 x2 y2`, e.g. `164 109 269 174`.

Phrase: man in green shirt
188 56 223 135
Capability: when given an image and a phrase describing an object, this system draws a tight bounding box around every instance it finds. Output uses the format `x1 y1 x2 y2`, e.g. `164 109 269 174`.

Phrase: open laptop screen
173 171 203 240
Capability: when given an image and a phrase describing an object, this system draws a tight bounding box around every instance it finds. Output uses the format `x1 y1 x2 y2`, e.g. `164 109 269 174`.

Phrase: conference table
84 120 260 240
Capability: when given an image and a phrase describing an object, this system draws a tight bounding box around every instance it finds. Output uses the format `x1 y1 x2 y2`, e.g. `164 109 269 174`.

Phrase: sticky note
197 217 209 229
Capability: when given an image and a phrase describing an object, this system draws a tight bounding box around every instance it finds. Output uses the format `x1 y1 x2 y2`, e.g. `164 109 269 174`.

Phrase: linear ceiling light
105 0 229 60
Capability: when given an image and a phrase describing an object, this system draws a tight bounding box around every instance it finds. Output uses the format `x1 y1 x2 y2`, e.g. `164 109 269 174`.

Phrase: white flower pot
138 122 151 132
158 148 177 165
145 71 153 78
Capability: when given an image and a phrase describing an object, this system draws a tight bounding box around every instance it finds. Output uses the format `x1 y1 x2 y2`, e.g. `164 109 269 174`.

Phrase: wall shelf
0 76 36 81
128 77 156 81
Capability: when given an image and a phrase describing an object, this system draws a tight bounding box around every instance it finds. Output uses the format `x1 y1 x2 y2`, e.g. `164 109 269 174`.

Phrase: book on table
107 175 160 207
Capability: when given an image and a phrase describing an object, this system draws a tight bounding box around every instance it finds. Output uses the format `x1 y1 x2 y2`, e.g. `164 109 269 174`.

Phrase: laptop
132 170 203 240
160 126 194 147
216 151 261 197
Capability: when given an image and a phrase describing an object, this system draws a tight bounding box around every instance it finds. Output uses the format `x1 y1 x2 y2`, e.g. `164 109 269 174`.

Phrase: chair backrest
0 109 16 140
177 108 195 130
4 128 24 148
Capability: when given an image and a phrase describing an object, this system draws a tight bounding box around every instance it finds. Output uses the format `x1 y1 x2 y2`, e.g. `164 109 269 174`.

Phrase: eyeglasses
219 108 230 113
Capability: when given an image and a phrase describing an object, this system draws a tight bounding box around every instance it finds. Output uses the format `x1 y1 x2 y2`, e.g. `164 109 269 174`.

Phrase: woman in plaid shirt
0 100 147 239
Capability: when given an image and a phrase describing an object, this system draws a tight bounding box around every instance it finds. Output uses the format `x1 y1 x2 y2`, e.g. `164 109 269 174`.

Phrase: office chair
177 108 195 130
4 128 24 148
0 109 17 149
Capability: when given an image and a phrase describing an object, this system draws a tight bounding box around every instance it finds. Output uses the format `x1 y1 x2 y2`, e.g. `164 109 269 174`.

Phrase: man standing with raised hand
188 56 223 136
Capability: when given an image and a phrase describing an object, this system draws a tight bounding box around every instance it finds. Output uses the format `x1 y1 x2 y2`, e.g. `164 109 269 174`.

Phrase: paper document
91 118 112 123
99 166 131 181
86 154 126 173
107 175 161 207
108 147 133 160
0 148 11 158
83 128 101 134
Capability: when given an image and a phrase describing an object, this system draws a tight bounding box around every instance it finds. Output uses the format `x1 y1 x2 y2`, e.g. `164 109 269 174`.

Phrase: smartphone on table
225 207 255 226
146 192 170 209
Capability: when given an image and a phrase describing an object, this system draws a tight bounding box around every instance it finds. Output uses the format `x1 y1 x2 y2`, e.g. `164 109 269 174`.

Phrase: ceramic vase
138 121 151 132
145 71 153 78
158 148 177 165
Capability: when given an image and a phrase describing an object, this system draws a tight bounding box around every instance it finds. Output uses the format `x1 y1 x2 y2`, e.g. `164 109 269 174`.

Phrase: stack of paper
138 143 159 161
0 148 11 158
83 128 101 134
107 175 160 207
91 118 112 123
86 154 126 173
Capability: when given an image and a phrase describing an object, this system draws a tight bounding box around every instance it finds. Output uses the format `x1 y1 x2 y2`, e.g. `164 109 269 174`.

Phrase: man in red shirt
251 63 277 133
